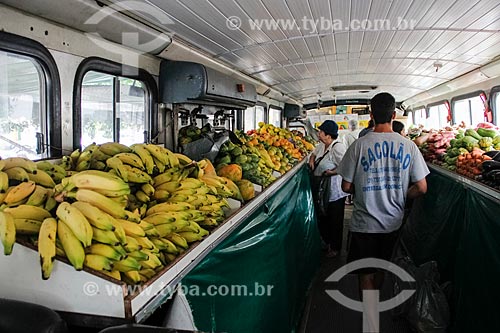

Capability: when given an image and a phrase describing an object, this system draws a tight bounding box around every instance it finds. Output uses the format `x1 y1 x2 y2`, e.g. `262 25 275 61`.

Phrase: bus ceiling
2 0 500 107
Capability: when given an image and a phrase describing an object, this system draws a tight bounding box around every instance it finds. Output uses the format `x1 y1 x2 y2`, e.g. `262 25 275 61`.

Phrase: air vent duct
159 60 257 109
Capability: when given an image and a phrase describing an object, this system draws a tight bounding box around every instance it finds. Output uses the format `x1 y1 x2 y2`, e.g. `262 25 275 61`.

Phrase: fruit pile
0 143 244 285
213 124 316 186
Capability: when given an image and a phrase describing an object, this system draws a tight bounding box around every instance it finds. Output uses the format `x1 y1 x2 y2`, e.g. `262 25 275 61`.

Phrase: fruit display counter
0 158 317 328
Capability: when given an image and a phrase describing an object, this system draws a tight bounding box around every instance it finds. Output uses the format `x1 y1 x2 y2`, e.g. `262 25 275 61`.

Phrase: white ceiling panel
467 5 500 30
349 31 364 53
259 43 288 62
304 36 324 57
388 31 413 52
361 32 379 52
274 40 301 60
400 31 427 52
374 32 395 52
449 1 499 29
400 0 436 26
417 1 455 29
431 0 478 29
334 33 349 54
436 32 479 54
412 31 444 52
330 0 350 25
426 31 461 53
289 38 312 59
369 0 394 19
259 0 302 38
320 36 336 55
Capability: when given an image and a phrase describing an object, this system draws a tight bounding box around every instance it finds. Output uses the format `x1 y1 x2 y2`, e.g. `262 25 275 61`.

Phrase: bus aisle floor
299 206 413 333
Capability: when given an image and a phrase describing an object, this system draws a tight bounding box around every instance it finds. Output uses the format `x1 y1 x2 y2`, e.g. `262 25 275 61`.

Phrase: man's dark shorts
346 230 399 274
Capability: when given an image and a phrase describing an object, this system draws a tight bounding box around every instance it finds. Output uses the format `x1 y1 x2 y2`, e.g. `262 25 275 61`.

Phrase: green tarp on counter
402 168 500 332
181 166 321 333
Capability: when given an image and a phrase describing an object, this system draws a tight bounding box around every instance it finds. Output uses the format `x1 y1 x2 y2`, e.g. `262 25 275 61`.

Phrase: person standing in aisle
358 119 374 138
308 120 349 258
392 120 406 136
337 92 429 294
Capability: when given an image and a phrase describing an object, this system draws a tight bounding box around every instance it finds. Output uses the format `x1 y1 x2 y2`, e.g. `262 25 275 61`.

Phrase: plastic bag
310 175 331 217
392 248 450 333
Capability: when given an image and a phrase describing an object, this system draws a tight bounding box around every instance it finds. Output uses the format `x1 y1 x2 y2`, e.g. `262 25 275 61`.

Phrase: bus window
0 51 43 159
269 107 282 127
81 72 147 147
406 111 414 127
452 94 485 127
427 103 449 130
243 105 266 132
413 108 427 127
494 90 500 125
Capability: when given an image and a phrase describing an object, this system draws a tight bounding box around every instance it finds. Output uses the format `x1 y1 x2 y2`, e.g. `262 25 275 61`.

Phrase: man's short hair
370 92 396 124
392 120 405 134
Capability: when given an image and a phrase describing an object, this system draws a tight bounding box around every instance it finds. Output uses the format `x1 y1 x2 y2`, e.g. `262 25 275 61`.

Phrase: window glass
255 105 265 126
427 104 449 129
243 106 255 132
81 71 146 148
413 108 427 127
452 96 484 127
269 107 282 127
406 111 413 127
0 51 43 159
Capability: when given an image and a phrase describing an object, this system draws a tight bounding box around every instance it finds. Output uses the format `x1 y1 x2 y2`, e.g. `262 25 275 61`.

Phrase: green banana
57 220 85 270
113 256 142 272
25 185 50 206
91 226 120 246
106 157 128 182
38 217 57 279
127 250 149 261
0 211 16 255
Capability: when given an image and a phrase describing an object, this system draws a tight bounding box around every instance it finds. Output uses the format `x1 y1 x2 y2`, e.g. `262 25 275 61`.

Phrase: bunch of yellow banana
0 211 16 255
55 170 129 195
38 217 57 279
200 175 234 198
36 161 67 185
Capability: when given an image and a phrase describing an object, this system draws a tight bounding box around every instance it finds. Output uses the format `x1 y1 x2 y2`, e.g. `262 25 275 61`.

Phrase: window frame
73 57 158 150
0 31 62 158
426 100 450 129
450 90 486 126
490 86 500 125
412 105 427 127
268 104 283 128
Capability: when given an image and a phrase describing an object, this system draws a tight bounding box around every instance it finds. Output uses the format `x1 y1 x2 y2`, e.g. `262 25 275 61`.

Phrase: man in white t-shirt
338 92 429 296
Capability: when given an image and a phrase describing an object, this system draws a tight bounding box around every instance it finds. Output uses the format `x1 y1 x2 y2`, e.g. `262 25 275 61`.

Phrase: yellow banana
138 220 154 231
0 171 9 193
0 159 5 171
174 153 192 166
56 202 92 247
111 218 127 245
45 170 66 184
152 189 171 202
91 226 120 246
164 253 177 263
152 167 182 187
154 223 177 237
179 178 205 189
155 181 181 193
135 190 150 203
160 146 179 168
38 217 57 279
118 219 146 237
4 204 51 221
106 157 128 182
124 235 142 252
101 270 122 281
57 220 85 270
44 194 58 212
123 270 142 284
28 170 56 188
139 250 162 269
72 201 116 231
73 189 128 220
75 159 91 172
113 256 142 272
142 212 179 226
152 156 166 173
84 254 114 272
127 250 149 261
36 161 66 174
92 187 131 198
144 144 170 166
144 227 160 238
91 148 113 162
87 243 125 261
178 231 203 243
166 233 188 249
4 181 36 205
130 144 155 174
114 152 145 170
3 157 37 174
145 202 196 216
98 142 132 156
139 268 157 279
200 175 226 189
140 183 155 197
25 185 50 206
134 236 155 250
159 238 179 255
14 218 41 234
177 221 202 233
198 217 219 227
62 170 129 193
122 165 152 184
89 159 106 170
0 211 16 255
221 177 243 201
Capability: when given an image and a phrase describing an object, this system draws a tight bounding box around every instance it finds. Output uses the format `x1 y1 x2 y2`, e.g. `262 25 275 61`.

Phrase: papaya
217 164 243 182
236 179 255 201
